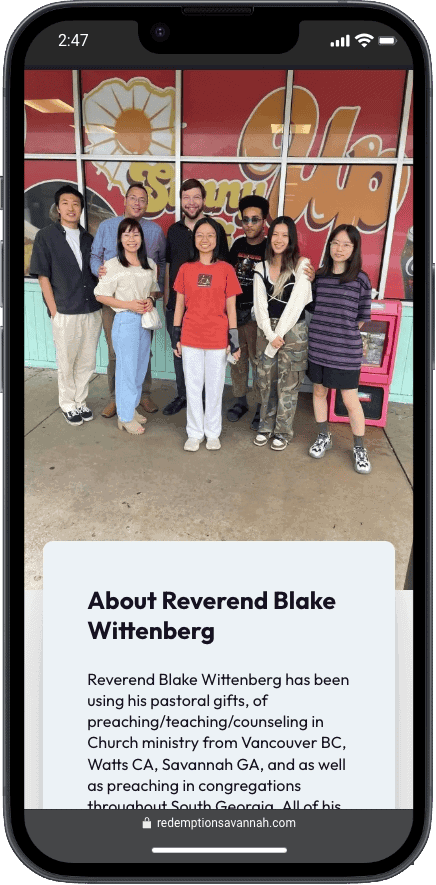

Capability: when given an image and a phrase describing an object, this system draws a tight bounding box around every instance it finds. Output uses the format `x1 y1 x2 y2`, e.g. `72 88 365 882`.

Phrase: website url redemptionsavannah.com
157 818 296 829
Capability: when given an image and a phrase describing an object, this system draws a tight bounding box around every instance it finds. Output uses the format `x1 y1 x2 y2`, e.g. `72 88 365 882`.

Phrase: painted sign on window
24 68 412 296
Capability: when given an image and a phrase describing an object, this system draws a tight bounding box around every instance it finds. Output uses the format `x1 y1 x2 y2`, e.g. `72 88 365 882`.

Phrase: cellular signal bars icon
330 35 350 47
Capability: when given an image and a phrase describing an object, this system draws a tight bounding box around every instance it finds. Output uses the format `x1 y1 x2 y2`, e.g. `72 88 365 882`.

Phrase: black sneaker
309 432 332 459
162 395 187 416
353 445 372 474
80 406 93 421
63 409 83 426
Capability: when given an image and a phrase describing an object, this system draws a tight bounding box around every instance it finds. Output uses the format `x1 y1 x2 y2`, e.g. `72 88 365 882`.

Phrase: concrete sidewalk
25 368 413 592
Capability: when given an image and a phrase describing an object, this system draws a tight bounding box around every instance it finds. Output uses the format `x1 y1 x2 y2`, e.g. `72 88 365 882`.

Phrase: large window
24 68 413 299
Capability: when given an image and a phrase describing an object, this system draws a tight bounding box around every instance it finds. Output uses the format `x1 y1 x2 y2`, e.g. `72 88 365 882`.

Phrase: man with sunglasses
228 195 315 429
227 195 270 429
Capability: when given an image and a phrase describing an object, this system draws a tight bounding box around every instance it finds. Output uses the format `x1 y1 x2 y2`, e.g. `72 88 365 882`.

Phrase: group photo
24 67 413 584
30 178 374 470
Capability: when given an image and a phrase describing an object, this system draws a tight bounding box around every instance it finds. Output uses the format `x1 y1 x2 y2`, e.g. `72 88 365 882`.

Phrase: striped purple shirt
308 271 372 371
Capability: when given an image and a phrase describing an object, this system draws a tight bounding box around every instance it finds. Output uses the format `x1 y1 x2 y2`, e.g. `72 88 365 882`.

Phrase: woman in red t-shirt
172 217 242 451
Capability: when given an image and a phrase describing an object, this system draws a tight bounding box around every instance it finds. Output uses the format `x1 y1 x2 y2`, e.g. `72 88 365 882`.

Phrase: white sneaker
206 438 221 450
184 437 204 452
353 445 372 474
309 432 332 459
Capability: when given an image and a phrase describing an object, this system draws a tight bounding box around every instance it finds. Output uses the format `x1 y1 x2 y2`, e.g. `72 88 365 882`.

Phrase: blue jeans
112 312 151 422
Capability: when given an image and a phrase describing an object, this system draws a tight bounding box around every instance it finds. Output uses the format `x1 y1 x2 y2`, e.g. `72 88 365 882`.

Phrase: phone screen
3 1 432 881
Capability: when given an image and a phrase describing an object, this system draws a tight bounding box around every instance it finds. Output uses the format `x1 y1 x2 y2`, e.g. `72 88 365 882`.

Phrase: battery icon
378 37 397 45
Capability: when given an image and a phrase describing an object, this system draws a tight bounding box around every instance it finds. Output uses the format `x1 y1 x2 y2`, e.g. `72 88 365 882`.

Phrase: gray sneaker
309 432 332 459
353 445 372 474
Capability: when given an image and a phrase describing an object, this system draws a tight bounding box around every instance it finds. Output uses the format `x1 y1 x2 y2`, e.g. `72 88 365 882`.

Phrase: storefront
24 68 413 402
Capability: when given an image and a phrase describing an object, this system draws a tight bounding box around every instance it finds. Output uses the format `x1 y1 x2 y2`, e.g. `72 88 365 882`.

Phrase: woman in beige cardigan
94 219 160 435
253 216 312 450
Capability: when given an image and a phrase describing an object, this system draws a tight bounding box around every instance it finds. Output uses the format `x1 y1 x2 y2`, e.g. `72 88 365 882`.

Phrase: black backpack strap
253 261 273 297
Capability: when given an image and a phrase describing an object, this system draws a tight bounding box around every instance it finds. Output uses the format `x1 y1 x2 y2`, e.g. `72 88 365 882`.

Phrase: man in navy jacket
30 185 102 426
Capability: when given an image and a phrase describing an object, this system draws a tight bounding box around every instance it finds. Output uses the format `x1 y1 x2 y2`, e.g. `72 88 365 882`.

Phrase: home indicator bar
151 847 288 854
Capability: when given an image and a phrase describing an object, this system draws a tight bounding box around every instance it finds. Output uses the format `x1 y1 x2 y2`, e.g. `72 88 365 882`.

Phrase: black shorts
307 361 360 390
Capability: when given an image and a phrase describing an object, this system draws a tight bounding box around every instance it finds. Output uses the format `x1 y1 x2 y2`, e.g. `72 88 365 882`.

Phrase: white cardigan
253 258 312 358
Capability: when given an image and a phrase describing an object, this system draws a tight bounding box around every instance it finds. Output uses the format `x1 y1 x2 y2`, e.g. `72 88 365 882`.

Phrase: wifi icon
355 33 374 47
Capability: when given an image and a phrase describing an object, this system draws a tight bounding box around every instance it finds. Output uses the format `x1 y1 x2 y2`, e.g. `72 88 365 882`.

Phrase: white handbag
141 306 162 330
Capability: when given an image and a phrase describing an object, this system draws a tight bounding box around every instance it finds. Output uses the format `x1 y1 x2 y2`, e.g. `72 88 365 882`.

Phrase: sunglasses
242 215 263 224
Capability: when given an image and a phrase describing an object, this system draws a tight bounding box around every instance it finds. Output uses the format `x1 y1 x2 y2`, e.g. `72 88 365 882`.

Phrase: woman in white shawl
253 216 312 450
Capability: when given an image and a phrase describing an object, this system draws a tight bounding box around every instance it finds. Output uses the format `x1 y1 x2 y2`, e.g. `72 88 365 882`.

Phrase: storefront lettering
203 179 268 215
240 88 410 232
84 78 410 239
128 163 176 214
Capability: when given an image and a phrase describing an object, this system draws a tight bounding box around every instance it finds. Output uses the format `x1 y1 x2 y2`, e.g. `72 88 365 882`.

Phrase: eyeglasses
331 241 353 249
242 216 262 224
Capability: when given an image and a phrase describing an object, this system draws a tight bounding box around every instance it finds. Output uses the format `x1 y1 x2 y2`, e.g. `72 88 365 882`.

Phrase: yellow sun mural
83 77 175 195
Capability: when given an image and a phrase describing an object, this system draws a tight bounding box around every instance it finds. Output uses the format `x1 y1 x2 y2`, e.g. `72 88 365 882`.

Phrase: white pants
51 311 102 412
182 346 227 440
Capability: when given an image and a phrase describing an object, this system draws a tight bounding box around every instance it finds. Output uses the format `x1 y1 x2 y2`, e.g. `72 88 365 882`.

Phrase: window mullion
277 70 294 216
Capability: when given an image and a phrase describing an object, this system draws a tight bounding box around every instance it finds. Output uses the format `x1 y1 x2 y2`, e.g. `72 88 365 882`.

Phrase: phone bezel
4 1 432 881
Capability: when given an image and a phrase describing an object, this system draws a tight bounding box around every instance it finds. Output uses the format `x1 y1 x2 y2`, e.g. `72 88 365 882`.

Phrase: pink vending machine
328 300 403 427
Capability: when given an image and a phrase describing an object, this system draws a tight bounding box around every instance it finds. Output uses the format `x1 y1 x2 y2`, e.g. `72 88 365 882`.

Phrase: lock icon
142 817 151 829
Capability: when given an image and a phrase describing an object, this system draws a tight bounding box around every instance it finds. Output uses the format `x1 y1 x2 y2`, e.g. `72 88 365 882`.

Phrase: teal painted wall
24 280 413 402
24 278 176 379
389 304 413 404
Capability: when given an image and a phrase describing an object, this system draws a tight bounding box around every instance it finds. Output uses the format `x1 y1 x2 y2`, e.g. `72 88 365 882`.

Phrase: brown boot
101 400 116 418
140 396 159 413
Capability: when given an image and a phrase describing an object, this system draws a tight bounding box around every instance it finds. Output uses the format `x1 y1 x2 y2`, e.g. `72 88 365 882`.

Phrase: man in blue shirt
90 183 166 417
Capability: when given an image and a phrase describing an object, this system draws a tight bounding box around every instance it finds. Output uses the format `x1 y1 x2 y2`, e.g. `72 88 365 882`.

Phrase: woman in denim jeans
94 218 160 435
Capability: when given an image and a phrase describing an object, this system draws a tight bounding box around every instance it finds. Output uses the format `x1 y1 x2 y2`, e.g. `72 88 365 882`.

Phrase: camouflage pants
256 319 308 440
230 319 260 400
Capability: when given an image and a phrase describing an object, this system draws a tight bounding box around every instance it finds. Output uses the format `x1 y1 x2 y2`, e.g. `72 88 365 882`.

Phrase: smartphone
2 0 433 882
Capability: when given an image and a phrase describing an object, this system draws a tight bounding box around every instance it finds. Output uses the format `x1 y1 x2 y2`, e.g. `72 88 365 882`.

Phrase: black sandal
251 410 261 431
227 402 249 422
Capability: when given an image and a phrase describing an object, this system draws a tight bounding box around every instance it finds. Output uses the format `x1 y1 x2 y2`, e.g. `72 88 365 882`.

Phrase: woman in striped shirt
307 224 372 473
